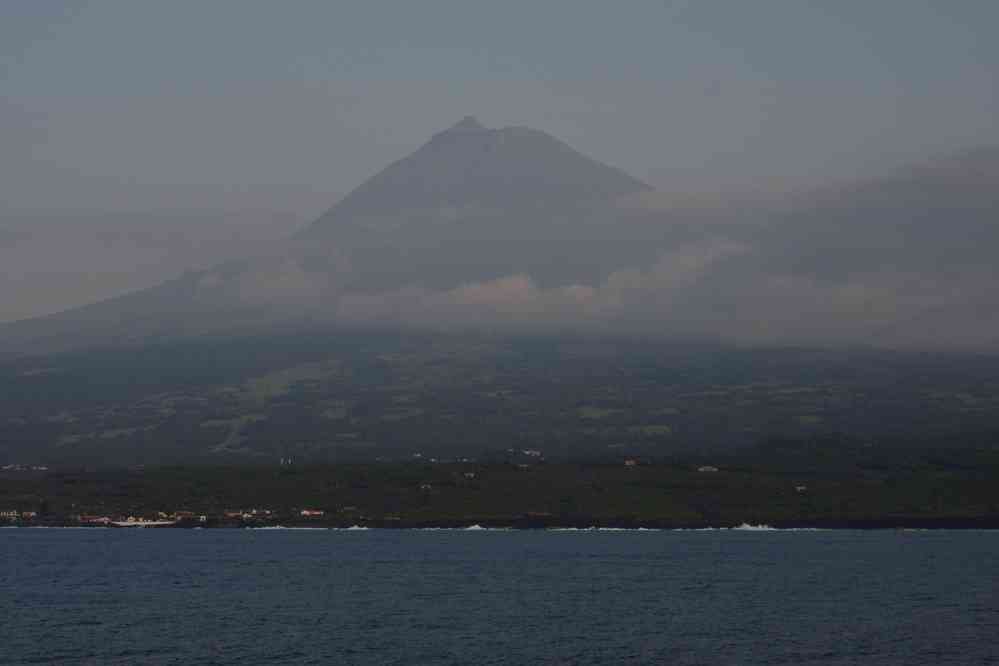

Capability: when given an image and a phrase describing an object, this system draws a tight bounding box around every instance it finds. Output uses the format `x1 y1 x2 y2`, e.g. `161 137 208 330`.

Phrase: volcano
6 120 997 358
297 116 657 290
311 116 648 228
0 118 658 356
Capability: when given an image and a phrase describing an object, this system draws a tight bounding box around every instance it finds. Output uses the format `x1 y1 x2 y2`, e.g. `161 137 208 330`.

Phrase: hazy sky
3 0 997 215
2 1 998 344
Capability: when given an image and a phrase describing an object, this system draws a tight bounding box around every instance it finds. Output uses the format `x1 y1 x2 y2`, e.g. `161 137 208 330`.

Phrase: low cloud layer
5 148 998 355
202 245 998 352
0 209 309 323
188 149 999 352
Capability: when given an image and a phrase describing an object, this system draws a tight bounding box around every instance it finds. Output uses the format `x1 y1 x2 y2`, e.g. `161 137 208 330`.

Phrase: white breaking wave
1 524 845 532
546 527 662 532
732 523 777 531
672 524 828 532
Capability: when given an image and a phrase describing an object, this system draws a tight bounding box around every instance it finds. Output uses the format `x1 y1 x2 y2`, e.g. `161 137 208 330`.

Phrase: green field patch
19 367 62 377
44 412 78 424
629 424 673 437
677 390 730 398
322 406 349 420
381 407 425 422
98 426 146 439
772 387 822 395
200 418 239 428
953 392 984 407
577 406 622 420
206 414 266 453
58 426 149 445
243 361 340 402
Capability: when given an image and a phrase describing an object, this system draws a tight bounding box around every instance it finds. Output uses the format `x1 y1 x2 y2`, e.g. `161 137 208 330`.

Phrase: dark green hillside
2 438 997 528
3 330 999 466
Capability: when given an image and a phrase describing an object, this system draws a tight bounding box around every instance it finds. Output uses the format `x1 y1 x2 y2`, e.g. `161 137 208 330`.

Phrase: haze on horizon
2 1 998 351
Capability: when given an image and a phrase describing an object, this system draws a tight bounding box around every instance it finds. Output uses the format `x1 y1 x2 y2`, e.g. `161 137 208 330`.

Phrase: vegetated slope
5 443 999 527
3 126 998 357
3 330 999 466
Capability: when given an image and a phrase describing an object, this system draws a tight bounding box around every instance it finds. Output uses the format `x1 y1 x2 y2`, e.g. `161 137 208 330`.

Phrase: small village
0 453 750 529
3 505 382 528
3 445 997 530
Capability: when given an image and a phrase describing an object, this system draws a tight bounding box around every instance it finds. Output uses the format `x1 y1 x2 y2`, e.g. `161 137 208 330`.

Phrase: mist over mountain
3 122 999 466
311 116 649 225
0 208 310 324
0 118 668 355
1 121 998 356
293 116 664 291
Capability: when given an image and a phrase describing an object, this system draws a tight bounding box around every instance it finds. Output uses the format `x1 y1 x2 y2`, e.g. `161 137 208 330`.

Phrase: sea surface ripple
2 529 997 665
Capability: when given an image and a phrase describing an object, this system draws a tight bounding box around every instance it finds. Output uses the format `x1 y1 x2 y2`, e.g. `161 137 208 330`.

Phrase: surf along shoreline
9 516 999 530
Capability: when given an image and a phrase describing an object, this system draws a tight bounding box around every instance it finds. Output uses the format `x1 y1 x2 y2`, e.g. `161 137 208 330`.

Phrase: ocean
2 528 997 665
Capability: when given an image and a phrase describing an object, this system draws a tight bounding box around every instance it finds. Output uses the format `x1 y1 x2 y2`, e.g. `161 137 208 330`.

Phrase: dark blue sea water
2 528 997 665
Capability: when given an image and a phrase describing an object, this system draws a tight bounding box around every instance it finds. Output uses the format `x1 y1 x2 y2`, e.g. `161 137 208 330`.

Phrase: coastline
4 461 997 532
6 517 999 531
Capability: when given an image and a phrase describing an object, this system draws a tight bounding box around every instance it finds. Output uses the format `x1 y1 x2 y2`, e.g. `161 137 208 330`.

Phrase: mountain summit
0 120 657 355
309 118 650 234
294 118 657 291
445 115 487 131
1 131 998 357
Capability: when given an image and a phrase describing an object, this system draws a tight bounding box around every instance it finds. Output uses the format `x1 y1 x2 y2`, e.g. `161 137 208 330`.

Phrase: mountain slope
299 116 658 289
2 129 998 357
310 116 649 230
0 119 659 356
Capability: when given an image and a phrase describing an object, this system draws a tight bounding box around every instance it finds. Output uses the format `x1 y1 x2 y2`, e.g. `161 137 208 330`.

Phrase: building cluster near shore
58 511 210 527
2 506 365 527
1 510 38 521
1 457 732 528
